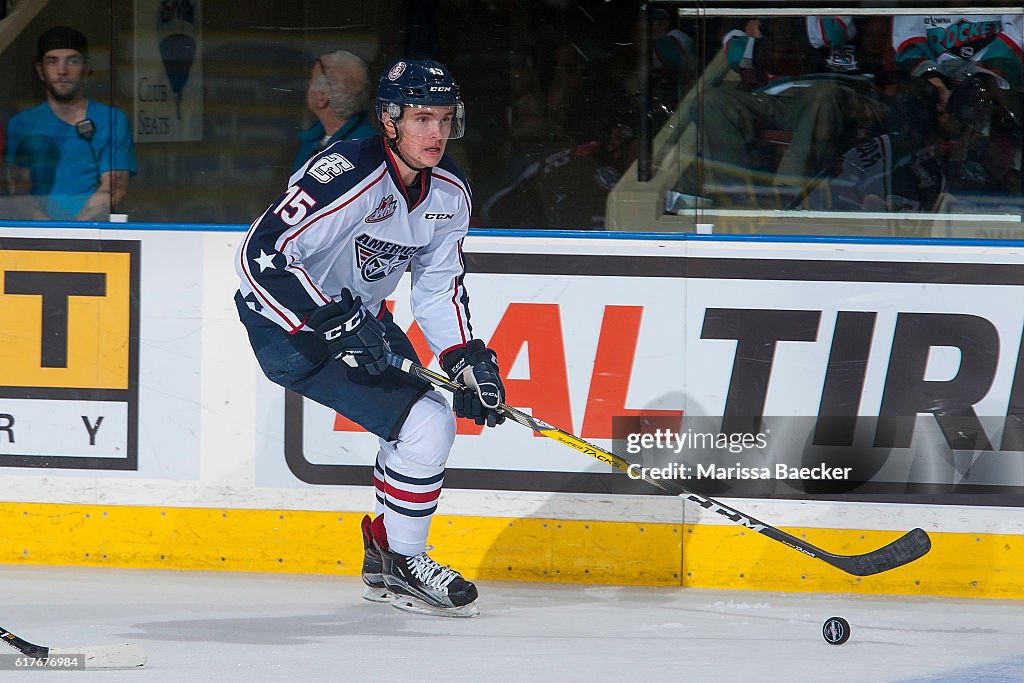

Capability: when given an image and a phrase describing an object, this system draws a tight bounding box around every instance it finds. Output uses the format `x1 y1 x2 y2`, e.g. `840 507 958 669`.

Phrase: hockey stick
386 352 932 577
0 625 146 669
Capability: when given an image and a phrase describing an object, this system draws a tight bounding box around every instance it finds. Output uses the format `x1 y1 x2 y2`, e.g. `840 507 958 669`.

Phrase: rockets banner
132 0 203 142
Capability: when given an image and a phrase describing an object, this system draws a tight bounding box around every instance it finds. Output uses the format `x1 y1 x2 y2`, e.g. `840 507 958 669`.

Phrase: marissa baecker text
626 462 853 481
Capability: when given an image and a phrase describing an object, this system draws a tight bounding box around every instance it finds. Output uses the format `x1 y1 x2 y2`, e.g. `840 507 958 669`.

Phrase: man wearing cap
5 26 137 220
291 50 376 173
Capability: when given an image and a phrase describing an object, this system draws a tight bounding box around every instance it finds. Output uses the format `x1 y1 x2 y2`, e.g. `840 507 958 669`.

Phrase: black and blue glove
307 289 390 376
441 339 506 427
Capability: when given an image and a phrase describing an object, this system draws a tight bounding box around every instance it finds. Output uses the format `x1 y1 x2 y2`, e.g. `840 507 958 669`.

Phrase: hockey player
893 15 1022 203
234 59 504 617
801 78 949 212
893 14 1022 100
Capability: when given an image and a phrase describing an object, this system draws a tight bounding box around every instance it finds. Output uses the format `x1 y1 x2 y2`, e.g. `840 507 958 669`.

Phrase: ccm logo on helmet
424 213 454 220
429 86 452 92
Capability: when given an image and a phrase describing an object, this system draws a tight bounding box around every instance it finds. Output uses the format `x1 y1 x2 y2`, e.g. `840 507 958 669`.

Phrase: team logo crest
387 62 407 81
354 234 419 282
365 195 398 223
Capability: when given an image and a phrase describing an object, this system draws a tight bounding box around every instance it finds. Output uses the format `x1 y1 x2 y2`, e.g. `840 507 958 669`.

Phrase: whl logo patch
365 195 398 223
355 234 419 282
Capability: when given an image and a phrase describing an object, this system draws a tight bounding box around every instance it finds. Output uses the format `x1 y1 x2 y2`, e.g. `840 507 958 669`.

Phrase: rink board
0 501 1021 598
1 224 1023 597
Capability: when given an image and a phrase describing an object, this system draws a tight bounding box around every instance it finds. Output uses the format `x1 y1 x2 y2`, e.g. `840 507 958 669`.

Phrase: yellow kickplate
0 502 679 585
0 502 1018 598
682 524 1024 599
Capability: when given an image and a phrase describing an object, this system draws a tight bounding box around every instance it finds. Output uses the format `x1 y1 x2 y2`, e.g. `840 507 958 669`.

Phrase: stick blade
48 643 147 669
834 527 932 576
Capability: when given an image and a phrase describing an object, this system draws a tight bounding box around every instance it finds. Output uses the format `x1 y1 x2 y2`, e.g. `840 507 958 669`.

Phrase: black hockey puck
822 616 851 645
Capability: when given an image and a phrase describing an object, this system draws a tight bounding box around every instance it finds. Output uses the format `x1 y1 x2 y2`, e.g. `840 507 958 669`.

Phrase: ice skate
360 514 391 602
370 516 479 617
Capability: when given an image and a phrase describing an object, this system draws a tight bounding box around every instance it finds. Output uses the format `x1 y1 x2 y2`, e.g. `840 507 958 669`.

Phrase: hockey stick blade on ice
0 626 146 669
386 352 932 577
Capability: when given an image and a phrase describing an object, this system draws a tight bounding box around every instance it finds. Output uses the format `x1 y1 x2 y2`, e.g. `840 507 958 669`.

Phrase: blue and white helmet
376 59 465 139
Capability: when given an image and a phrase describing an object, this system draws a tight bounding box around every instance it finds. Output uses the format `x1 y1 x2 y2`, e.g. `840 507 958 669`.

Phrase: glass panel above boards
607 3 1023 239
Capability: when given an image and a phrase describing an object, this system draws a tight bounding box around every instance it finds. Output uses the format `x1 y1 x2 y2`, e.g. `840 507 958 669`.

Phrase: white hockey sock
381 391 455 556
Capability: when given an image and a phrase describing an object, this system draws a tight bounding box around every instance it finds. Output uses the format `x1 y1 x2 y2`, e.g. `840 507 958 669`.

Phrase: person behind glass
801 78 951 212
648 8 697 112
892 14 1022 200
693 16 886 209
893 14 1021 110
4 26 136 220
292 50 377 173
236 59 503 617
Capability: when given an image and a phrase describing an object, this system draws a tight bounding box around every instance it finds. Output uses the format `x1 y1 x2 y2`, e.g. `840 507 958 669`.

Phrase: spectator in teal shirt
5 26 136 220
292 50 377 173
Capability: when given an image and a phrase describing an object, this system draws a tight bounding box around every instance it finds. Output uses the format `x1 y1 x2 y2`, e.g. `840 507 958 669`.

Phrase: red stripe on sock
383 480 442 504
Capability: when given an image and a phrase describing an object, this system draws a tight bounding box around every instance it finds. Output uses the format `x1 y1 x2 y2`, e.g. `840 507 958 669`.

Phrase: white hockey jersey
803 134 946 212
892 15 1023 89
236 136 474 359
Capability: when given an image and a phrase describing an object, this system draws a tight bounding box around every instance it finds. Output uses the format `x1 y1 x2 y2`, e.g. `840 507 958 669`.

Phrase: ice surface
1 566 1022 682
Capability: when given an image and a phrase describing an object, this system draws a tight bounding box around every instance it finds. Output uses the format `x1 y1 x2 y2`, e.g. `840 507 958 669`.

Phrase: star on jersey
254 249 279 272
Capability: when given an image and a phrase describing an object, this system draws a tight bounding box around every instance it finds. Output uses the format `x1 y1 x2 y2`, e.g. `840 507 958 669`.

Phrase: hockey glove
441 339 506 427
307 289 390 376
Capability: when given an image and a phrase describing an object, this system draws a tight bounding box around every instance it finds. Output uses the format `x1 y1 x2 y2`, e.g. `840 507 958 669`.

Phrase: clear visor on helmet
386 102 465 140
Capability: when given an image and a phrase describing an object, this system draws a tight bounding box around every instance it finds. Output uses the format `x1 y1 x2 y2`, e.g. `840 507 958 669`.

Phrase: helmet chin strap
386 135 430 174
385 118 434 176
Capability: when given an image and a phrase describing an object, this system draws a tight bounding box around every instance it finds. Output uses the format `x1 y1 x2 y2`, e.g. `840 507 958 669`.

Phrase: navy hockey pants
235 291 430 441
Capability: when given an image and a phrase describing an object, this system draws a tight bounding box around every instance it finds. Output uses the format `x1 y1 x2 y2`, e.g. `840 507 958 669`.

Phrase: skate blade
389 594 480 618
361 584 392 603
